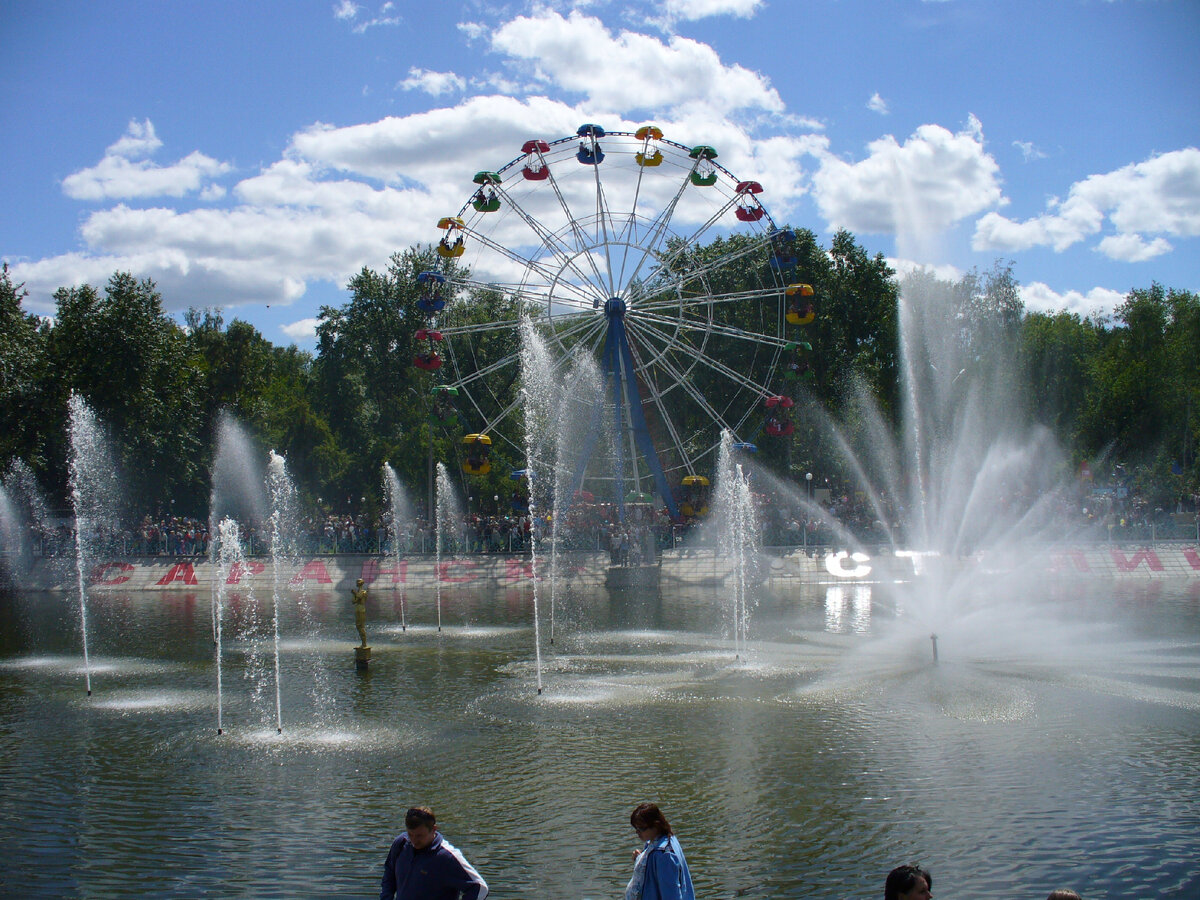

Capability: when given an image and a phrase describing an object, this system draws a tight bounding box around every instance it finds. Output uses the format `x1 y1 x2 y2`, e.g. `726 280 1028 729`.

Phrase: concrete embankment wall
763 545 1200 582
17 544 1200 594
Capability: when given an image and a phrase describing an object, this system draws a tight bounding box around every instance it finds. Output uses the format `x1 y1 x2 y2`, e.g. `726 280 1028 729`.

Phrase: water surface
1 579 1198 898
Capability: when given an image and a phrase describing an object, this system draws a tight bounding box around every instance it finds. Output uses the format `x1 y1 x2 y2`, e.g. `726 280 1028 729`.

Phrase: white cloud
290 94 586 186
807 117 1003 255
399 68 467 96
663 0 764 21
12 248 308 317
1020 281 1126 318
8 15 830 324
867 92 889 115
335 1 400 32
61 119 230 201
457 21 486 41
333 1 359 21
973 147 1200 260
1013 140 1045 162
108 118 162 157
888 258 964 284
281 318 320 341
1095 233 1172 262
490 10 783 116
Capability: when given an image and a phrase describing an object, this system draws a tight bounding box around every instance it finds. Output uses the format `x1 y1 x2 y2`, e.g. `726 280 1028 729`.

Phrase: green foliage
1 238 1195 518
1075 284 1200 499
45 273 203 510
0 265 51 471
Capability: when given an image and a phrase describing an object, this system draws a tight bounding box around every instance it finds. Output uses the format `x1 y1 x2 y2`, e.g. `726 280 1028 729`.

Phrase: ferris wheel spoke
622 332 699 475
442 345 523 389
634 285 782 317
633 317 778 397
477 341 589 436
636 235 774 300
633 338 742 441
462 228 602 309
488 186 611 302
589 162 618 296
633 309 791 349
540 155 606 262
618 164 706 293
447 277 591 313
545 311 608 351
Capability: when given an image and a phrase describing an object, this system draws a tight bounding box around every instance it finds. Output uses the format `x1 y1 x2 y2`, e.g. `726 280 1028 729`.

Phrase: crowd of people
10 477 1198 562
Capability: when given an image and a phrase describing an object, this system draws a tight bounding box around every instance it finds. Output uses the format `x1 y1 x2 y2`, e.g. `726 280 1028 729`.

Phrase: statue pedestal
354 646 372 671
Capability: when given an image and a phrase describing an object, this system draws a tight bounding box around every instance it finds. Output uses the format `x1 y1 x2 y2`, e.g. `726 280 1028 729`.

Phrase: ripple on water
0 655 179 678
88 689 213 714
207 722 420 753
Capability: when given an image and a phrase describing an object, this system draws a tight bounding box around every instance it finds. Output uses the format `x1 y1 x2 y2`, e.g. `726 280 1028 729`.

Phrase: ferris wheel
416 124 814 519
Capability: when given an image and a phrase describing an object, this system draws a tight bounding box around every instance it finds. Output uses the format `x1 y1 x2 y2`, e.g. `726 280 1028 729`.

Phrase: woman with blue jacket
625 803 695 900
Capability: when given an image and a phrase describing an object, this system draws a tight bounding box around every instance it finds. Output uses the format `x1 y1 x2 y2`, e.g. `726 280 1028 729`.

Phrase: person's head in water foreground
885 864 932 900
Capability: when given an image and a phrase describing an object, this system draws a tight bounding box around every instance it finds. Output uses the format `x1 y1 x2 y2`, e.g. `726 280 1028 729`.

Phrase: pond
1 578 1198 898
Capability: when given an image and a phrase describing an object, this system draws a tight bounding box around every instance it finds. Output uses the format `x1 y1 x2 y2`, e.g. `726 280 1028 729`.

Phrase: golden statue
352 577 368 648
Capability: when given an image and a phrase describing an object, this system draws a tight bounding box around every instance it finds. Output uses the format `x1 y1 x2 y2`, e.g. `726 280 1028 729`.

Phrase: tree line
1 229 1196 522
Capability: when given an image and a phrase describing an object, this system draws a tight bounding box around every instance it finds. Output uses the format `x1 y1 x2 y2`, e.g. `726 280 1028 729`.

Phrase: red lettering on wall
439 560 478 583
226 561 266 584
504 559 535 582
156 562 199 586
1110 549 1164 572
1048 550 1090 573
1183 547 1200 570
361 559 407 585
91 561 134 585
290 560 332 585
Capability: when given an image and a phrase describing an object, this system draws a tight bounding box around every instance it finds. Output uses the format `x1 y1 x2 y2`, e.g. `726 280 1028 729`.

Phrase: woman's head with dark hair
885 863 932 900
1046 891 1082 900
629 802 673 838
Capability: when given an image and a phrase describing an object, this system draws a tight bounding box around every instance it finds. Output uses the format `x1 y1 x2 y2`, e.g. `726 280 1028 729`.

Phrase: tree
1019 309 1102 444
0 265 51 472
47 273 202 510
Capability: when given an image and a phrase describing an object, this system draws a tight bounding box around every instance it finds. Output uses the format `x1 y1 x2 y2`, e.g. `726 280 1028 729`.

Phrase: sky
2 0 1198 350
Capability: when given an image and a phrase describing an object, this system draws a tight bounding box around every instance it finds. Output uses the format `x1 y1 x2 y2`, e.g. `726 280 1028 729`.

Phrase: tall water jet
519 318 555 692
264 451 293 734
1 460 50 582
547 350 607 644
0 483 18 582
381 463 411 631
209 413 268 643
434 463 464 632
212 516 243 734
714 432 761 658
67 395 122 695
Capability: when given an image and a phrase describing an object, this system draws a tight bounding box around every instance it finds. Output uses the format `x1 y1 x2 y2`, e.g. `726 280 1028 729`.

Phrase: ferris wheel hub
603 297 627 320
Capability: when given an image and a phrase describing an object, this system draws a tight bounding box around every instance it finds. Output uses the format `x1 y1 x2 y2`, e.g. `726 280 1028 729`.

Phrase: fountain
518 318 554 692
1 263 1198 899
433 461 463 631
209 412 268 643
1 460 50 586
66 394 123 695
381 463 411 631
712 432 760 659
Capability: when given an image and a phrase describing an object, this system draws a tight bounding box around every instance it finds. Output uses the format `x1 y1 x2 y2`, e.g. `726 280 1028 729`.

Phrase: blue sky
3 0 1197 348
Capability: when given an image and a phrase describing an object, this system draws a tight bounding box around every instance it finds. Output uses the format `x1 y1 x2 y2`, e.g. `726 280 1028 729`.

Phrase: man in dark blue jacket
380 806 489 900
